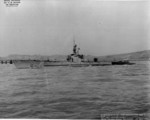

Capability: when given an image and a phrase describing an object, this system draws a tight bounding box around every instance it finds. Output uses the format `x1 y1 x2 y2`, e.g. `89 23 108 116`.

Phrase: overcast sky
0 0 149 57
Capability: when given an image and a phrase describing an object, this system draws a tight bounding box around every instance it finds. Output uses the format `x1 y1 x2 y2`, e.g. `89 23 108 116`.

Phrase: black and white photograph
0 0 149 119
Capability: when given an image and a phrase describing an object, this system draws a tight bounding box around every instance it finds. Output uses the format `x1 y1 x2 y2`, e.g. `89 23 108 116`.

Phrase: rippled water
0 61 149 119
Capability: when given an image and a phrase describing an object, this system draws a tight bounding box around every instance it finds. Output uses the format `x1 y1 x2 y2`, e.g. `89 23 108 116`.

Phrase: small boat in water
111 60 135 65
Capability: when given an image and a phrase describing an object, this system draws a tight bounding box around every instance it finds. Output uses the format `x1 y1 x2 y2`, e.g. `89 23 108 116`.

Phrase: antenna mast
73 36 76 46
73 36 77 55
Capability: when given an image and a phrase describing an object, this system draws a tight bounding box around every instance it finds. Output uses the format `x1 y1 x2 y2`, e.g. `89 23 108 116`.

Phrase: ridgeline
0 50 150 61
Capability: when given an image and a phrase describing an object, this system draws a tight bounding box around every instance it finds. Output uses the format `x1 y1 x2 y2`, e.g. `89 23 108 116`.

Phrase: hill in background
1 50 150 61
97 50 150 61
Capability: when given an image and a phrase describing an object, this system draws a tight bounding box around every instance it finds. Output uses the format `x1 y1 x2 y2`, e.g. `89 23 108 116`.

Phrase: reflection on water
0 61 149 118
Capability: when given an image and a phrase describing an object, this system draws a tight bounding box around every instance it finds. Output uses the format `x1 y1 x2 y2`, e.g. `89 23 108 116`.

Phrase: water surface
0 61 149 118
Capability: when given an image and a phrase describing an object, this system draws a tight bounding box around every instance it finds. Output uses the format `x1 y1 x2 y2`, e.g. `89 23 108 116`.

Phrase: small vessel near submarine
111 60 135 65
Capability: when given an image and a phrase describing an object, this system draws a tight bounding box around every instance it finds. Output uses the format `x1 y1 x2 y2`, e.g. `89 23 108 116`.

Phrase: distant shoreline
0 50 149 61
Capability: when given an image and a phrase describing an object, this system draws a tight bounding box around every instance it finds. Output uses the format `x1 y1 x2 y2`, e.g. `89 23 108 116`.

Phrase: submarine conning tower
66 40 84 62
73 40 79 56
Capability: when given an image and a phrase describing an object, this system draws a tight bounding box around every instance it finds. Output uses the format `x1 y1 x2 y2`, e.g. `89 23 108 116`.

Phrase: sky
0 0 149 57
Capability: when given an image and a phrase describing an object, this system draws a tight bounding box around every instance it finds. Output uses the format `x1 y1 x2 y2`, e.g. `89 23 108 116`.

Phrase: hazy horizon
1 49 149 58
0 0 149 57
